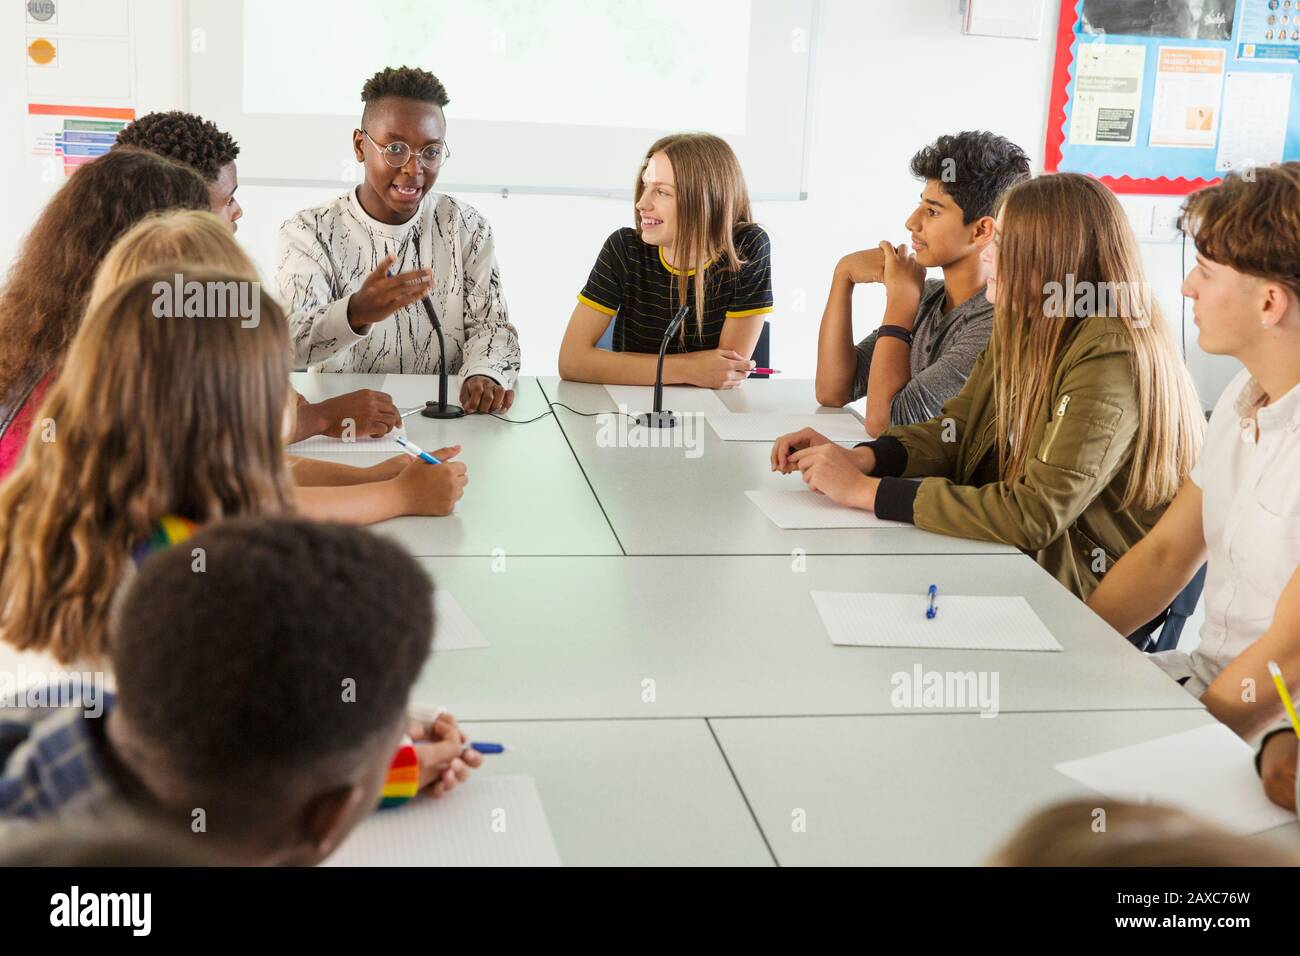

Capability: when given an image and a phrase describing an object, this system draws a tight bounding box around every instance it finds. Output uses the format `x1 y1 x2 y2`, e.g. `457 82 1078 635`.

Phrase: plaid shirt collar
0 693 123 823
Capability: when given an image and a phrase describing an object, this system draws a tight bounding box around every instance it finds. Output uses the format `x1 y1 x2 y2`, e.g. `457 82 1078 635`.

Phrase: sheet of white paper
810 590 1062 651
1054 724 1295 835
433 590 489 651
1216 72 1292 172
286 425 406 454
382 374 465 413
324 775 562 866
604 384 729 416
707 413 866 442
746 490 907 529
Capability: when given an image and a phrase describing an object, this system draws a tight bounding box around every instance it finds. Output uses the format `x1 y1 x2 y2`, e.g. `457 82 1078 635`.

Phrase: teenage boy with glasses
277 66 520 413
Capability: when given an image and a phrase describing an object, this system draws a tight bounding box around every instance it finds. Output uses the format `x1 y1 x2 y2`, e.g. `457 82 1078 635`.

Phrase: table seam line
539 380 628 557
448 705 1206 723
705 717 781 868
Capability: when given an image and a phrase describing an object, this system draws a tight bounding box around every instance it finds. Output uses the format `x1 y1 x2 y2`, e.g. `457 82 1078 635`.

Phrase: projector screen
185 0 817 198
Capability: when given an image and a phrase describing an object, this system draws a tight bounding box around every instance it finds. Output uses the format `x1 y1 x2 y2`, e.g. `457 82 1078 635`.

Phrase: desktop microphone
636 303 692 429
419 293 466 419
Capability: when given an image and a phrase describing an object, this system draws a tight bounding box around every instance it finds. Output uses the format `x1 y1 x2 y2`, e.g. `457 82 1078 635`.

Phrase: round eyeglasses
360 129 451 169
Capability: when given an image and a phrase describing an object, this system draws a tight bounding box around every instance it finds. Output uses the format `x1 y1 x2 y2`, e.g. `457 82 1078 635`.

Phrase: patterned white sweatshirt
276 188 520 384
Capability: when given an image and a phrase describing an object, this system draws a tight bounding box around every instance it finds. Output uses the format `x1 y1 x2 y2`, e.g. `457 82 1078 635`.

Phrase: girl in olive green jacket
773 173 1204 601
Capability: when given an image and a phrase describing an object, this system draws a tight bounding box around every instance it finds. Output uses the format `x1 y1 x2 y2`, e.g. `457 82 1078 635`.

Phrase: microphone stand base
635 410 678 429
420 402 467 420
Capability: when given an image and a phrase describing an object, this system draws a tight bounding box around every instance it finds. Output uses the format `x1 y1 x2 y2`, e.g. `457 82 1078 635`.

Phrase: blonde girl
0 268 294 664
558 133 774 387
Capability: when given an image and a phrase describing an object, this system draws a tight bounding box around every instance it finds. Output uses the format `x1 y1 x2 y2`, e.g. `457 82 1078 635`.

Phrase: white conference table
457 719 773 866
412 553 1200 720
711 709 1300 866
289 373 620 556
286 373 1296 864
538 377 1018 557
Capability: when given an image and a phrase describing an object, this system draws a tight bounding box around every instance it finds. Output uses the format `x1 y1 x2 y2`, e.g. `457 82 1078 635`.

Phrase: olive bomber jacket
865 315 1173 602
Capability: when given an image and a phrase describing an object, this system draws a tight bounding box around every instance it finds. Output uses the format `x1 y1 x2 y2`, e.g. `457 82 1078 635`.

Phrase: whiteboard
185 0 818 199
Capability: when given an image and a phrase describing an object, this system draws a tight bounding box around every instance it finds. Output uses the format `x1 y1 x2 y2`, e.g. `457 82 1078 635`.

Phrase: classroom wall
1 0 1243 407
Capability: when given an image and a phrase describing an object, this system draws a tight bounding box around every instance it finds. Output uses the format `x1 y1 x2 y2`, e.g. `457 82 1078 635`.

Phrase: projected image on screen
243 0 752 134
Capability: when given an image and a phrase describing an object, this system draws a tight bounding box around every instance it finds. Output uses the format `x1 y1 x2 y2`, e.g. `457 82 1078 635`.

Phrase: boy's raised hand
836 248 886 285
347 255 434 331
878 241 927 312
408 710 484 799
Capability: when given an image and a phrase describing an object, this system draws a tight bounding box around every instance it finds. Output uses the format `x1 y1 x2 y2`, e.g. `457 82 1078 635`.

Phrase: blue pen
926 584 938 620
465 742 509 754
394 434 441 465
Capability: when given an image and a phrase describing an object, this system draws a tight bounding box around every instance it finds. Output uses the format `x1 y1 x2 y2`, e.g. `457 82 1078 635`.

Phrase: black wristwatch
877 325 914 346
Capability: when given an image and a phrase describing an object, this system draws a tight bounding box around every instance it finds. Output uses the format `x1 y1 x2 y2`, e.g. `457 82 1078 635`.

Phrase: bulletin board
1045 0 1300 194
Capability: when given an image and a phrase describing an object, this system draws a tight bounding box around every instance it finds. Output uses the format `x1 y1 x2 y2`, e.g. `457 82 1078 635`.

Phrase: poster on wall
24 0 134 178
27 103 135 176
1067 43 1147 146
1046 0 1300 193
1148 47 1226 148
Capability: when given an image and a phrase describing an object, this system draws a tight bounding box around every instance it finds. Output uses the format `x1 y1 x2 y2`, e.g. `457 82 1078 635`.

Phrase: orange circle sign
27 38 56 65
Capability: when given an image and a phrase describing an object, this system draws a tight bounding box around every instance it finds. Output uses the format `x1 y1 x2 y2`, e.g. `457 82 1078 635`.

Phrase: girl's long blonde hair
635 133 755 337
991 173 1203 510
0 265 295 663
89 209 261 306
89 209 300 441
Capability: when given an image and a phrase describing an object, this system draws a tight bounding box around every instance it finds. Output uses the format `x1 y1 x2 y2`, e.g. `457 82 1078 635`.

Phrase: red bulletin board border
1044 0 1220 195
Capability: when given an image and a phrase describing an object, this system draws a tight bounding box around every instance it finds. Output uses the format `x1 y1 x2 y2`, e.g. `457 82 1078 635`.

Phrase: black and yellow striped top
577 225 774 354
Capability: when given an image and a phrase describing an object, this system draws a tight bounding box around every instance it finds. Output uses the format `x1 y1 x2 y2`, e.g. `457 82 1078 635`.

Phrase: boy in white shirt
1086 163 1300 808
278 67 521 414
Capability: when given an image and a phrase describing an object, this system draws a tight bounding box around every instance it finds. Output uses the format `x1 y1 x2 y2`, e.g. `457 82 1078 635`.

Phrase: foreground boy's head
905 131 1030 269
353 66 450 225
115 111 243 231
1181 162 1300 360
108 517 435 865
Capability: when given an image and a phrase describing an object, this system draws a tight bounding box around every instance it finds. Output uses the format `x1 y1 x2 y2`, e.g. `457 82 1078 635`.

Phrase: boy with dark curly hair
814 131 1030 435
115 110 243 231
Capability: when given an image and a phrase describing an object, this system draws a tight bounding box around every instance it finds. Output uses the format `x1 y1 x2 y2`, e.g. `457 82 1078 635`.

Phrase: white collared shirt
276 188 520 384
1154 369 1300 697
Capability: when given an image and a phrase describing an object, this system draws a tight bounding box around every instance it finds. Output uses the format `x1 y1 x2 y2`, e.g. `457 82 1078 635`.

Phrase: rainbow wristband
378 735 419 809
